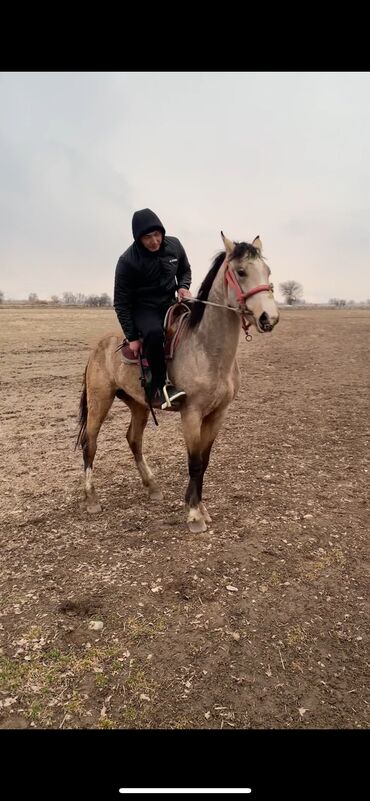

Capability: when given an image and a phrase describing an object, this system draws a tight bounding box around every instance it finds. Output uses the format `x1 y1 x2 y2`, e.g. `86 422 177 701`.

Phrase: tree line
1 286 370 307
52 292 112 307
278 282 370 307
0 291 112 306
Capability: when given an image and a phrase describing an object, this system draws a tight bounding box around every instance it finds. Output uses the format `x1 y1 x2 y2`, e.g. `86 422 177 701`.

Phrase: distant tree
28 292 38 303
99 293 112 307
0 290 4 304
85 294 100 307
329 298 346 307
60 292 112 307
279 281 303 305
84 293 112 307
62 292 77 305
50 295 60 304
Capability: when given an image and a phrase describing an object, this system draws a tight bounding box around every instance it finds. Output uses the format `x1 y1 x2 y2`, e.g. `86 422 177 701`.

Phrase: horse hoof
149 488 163 501
188 518 207 533
87 502 102 514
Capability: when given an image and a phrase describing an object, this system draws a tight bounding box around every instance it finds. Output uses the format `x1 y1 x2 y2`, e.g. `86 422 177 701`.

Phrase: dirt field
0 307 369 730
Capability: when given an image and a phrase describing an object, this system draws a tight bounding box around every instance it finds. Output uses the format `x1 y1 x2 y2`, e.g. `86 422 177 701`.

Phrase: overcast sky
1 71 370 302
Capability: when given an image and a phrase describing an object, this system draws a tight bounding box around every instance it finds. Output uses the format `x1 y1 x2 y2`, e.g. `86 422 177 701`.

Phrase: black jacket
114 209 192 341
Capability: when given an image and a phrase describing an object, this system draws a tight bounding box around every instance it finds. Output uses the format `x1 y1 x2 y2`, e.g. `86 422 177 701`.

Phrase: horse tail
75 364 88 451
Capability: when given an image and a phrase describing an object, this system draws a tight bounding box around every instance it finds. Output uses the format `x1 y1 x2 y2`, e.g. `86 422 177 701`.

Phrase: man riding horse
79 228 279 527
114 209 192 409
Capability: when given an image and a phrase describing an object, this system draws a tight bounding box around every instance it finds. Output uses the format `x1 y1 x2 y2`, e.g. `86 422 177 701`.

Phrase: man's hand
178 287 192 301
129 339 141 356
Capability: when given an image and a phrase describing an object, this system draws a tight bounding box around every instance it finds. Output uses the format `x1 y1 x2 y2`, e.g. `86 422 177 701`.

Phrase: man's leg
144 329 167 394
133 308 166 395
134 307 186 408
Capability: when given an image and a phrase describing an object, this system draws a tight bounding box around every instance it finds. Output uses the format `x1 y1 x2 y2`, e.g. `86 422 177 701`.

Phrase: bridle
187 258 274 341
224 259 274 339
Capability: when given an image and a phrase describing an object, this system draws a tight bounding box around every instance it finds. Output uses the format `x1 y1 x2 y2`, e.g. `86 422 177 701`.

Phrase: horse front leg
181 408 207 533
198 407 227 524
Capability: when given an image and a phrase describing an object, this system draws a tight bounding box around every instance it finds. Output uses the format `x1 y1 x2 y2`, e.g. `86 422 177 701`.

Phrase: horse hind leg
126 401 163 500
77 370 115 514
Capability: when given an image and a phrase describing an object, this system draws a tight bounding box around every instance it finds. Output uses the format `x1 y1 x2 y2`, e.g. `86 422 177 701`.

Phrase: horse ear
252 236 262 254
221 231 234 255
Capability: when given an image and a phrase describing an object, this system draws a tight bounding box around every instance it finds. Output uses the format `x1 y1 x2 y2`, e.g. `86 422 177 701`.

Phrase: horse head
221 232 279 333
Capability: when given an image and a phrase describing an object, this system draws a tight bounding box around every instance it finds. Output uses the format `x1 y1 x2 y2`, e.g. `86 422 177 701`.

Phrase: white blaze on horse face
247 257 278 330
231 253 279 331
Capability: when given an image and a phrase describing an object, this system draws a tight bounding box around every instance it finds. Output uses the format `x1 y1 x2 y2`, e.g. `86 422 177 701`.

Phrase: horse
76 232 279 532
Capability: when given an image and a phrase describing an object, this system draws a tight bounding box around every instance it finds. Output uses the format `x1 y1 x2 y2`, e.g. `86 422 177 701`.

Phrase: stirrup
161 384 186 410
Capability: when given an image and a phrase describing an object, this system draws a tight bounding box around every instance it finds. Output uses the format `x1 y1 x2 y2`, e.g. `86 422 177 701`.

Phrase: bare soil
0 307 369 730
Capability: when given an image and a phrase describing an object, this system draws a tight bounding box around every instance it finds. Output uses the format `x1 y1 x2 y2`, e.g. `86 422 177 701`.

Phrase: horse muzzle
257 311 279 332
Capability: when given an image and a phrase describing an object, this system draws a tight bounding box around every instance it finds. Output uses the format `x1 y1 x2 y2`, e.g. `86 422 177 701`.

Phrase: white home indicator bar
119 790 252 795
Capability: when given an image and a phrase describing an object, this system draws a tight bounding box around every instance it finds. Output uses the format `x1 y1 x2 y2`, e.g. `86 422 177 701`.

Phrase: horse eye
237 269 246 277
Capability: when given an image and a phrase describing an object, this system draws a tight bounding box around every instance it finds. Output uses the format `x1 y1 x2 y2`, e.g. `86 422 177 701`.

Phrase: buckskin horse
76 233 279 532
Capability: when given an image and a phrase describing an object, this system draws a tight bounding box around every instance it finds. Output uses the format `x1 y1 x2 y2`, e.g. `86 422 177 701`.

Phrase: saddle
118 302 190 364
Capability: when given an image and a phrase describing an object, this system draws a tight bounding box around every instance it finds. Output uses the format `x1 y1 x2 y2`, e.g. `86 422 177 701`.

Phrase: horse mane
188 251 225 328
188 241 259 329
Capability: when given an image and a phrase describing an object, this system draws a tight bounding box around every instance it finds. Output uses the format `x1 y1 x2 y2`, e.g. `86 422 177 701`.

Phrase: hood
132 208 166 241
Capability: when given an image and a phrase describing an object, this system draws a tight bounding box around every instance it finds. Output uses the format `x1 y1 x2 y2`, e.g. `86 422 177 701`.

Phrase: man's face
140 230 163 252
